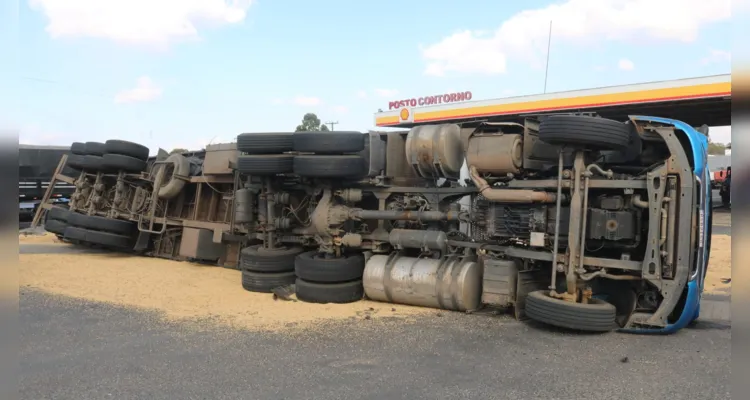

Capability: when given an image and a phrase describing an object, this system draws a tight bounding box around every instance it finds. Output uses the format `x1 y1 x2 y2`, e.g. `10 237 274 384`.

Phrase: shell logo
400 108 410 121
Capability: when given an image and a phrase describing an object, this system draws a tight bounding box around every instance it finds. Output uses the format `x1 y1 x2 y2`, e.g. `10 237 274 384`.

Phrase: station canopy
374 74 731 129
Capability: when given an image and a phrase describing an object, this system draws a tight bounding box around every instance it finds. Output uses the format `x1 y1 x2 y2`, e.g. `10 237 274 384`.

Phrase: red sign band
389 91 473 110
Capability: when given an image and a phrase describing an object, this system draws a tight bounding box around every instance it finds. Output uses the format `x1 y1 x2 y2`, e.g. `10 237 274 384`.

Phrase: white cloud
332 105 349 114
374 89 398 97
293 96 321 106
701 49 731 65
114 76 162 104
356 90 367 99
618 58 635 70
421 0 730 76
29 0 253 48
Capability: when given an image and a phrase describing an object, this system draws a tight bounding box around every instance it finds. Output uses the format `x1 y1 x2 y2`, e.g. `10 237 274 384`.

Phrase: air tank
234 188 254 224
404 124 465 180
363 253 482 312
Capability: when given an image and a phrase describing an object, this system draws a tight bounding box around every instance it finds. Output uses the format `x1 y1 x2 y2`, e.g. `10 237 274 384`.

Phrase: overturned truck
36 114 712 334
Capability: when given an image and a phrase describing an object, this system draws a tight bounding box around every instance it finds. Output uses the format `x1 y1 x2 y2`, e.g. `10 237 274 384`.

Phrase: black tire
237 155 293 175
240 245 302 273
84 141 106 156
293 131 365 154
63 226 87 241
46 206 70 223
237 133 293 154
102 153 148 173
295 251 365 283
524 290 616 332
67 154 102 171
71 142 86 156
241 270 296 293
44 219 67 235
295 279 364 304
63 226 133 249
105 140 150 161
68 212 136 236
293 155 365 178
539 115 633 151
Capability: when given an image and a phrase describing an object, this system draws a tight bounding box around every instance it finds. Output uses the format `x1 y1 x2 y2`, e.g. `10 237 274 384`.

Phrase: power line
543 20 553 94
325 121 339 131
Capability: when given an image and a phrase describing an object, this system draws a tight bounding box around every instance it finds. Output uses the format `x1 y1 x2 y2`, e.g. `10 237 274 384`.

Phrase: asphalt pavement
19 289 730 400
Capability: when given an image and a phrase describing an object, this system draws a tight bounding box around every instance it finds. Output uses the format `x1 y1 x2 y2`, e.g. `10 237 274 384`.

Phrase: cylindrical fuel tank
363 253 482 312
466 133 523 175
405 124 464 180
234 188 254 224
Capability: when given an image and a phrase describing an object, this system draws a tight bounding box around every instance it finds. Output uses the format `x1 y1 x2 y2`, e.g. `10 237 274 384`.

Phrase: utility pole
325 121 339 131
543 20 553 94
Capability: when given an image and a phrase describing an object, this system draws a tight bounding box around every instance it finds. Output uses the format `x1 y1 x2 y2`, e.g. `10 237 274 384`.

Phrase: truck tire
63 226 134 249
156 153 190 199
293 131 365 154
102 153 148 173
67 212 136 236
71 142 86 156
43 219 67 235
84 141 106 156
295 251 365 283
46 206 70 223
293 155 365 178
241 270 296 293
237 155 294 175
68 155 103 172
524 290 616 332
105 140 150 161
237 133 294 154
539 115 632 151
295 279 364 304
240 245 302 273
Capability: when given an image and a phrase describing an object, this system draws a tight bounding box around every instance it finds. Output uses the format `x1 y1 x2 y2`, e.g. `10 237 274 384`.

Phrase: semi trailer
35 113 712 334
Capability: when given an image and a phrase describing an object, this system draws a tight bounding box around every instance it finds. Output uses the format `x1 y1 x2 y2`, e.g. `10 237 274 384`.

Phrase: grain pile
19 249 431 332
18 232 61 245
705 234 731 294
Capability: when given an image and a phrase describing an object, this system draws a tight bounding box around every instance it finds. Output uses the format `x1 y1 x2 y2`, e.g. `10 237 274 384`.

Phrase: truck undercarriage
36 114 704 333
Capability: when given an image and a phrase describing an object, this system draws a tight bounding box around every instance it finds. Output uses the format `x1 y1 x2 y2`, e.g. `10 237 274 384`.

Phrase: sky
0 0 734 154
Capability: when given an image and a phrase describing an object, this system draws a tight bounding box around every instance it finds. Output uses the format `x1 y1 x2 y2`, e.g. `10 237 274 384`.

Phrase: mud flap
134 231 151 251
514 270 549 321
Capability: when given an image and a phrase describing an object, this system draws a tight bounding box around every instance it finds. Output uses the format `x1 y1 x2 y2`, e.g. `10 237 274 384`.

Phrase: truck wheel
102 153 148 173
293 131 365 154
293 155 365 178
71 142 86 156
46 206 70 223
241 270 296 293
295 279 364 304
240 245 302 273
63 226 134 249
67 212 136 236
84 142 106 156
524 290 616 332
295 251 365 283
43 219 67 235
104 140 150 161
237 133 294 154
237 155 294 175
156 153 190 200
539 115 633 151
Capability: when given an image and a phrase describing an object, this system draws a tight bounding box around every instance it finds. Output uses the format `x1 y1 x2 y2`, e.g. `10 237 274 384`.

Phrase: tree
295 113 329 132
170 148 188 154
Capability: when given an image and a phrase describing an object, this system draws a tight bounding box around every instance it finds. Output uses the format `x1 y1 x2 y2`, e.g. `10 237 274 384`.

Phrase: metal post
549 150 564 291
